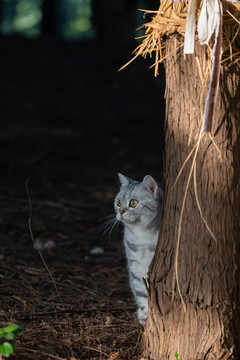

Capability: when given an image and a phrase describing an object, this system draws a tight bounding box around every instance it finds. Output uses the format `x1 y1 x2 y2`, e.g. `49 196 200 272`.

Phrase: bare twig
82 345 109 358
26 178 65 310
17 348 66 360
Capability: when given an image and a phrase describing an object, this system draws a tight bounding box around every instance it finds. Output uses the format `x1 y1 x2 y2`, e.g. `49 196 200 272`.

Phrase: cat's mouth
116 212 126 222
117 212 140 225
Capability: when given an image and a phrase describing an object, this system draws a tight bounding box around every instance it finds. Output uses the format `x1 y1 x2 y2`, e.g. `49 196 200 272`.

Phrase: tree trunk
143 38 240 359
41 0 59 39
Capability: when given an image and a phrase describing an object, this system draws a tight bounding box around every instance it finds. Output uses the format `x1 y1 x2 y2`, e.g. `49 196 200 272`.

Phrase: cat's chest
123 226 158 248
122 217 159 280
123 227 157 276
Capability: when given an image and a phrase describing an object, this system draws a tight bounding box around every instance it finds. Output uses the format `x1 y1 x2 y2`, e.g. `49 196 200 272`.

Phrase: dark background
0 1 165 359
0 0 165 200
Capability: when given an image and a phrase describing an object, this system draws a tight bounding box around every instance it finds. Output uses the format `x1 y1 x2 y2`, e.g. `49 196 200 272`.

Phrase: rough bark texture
143 39 240 359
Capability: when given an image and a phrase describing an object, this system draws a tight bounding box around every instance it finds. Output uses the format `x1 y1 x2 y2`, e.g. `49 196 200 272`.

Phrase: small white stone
34 239 56 251
44 240 56 250
34 238 44 251
89 247 104 255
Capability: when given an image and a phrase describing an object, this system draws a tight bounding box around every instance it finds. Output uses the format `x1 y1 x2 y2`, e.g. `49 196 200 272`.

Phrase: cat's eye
116 198 122 207
129 199 138 208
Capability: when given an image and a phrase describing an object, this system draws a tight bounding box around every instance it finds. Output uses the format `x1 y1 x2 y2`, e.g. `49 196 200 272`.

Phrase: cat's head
114 173 163 227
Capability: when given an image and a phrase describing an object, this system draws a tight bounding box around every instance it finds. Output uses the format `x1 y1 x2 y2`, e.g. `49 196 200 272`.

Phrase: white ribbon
184 0 220 53
200 0 222 133
184 0 196 54
197 0 220 45
184 0 222 133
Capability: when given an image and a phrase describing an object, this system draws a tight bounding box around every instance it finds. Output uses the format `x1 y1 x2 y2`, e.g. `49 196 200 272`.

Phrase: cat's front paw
136 307 147 326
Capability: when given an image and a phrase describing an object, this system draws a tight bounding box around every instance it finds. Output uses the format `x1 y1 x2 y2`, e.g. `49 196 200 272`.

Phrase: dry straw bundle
121 0 240 76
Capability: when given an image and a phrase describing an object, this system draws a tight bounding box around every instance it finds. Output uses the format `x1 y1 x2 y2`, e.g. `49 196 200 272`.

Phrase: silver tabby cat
115 173 163 325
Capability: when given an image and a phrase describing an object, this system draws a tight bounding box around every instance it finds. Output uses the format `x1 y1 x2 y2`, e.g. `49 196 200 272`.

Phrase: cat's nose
119 210 125 215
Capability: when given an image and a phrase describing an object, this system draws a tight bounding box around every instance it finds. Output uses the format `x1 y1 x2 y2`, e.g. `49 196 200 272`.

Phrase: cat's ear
118 173 131 187
141 175 159 197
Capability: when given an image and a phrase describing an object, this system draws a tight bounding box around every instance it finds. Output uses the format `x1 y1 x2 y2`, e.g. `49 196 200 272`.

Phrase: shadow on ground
0 37 165 360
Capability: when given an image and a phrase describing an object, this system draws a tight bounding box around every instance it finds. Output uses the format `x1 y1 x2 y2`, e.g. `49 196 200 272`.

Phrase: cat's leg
129 272 149 325
136 295 148 325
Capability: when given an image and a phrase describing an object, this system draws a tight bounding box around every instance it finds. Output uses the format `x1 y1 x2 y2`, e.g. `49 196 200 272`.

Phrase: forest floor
0 37 165 360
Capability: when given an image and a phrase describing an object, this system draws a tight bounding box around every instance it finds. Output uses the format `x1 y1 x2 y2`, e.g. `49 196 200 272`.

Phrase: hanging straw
120 0 240 76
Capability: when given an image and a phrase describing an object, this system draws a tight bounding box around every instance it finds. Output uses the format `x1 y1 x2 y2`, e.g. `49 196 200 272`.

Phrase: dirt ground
0 36 165 359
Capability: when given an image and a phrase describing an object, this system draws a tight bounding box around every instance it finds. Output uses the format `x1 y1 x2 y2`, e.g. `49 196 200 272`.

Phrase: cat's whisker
102 216 116 230
108 219 120 240
101 215 119 240
101 215 115 228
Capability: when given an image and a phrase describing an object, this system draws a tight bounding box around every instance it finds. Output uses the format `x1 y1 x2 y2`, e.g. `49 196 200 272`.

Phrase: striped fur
115 174 163 325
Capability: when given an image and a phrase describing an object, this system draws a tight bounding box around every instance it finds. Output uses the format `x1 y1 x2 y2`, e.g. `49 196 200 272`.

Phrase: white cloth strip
184 0 197 54
198 0 220 45
201 0 223 133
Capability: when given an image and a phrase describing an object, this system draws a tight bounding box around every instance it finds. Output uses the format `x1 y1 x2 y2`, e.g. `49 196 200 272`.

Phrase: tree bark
41 0 59 39
143 38 240 359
